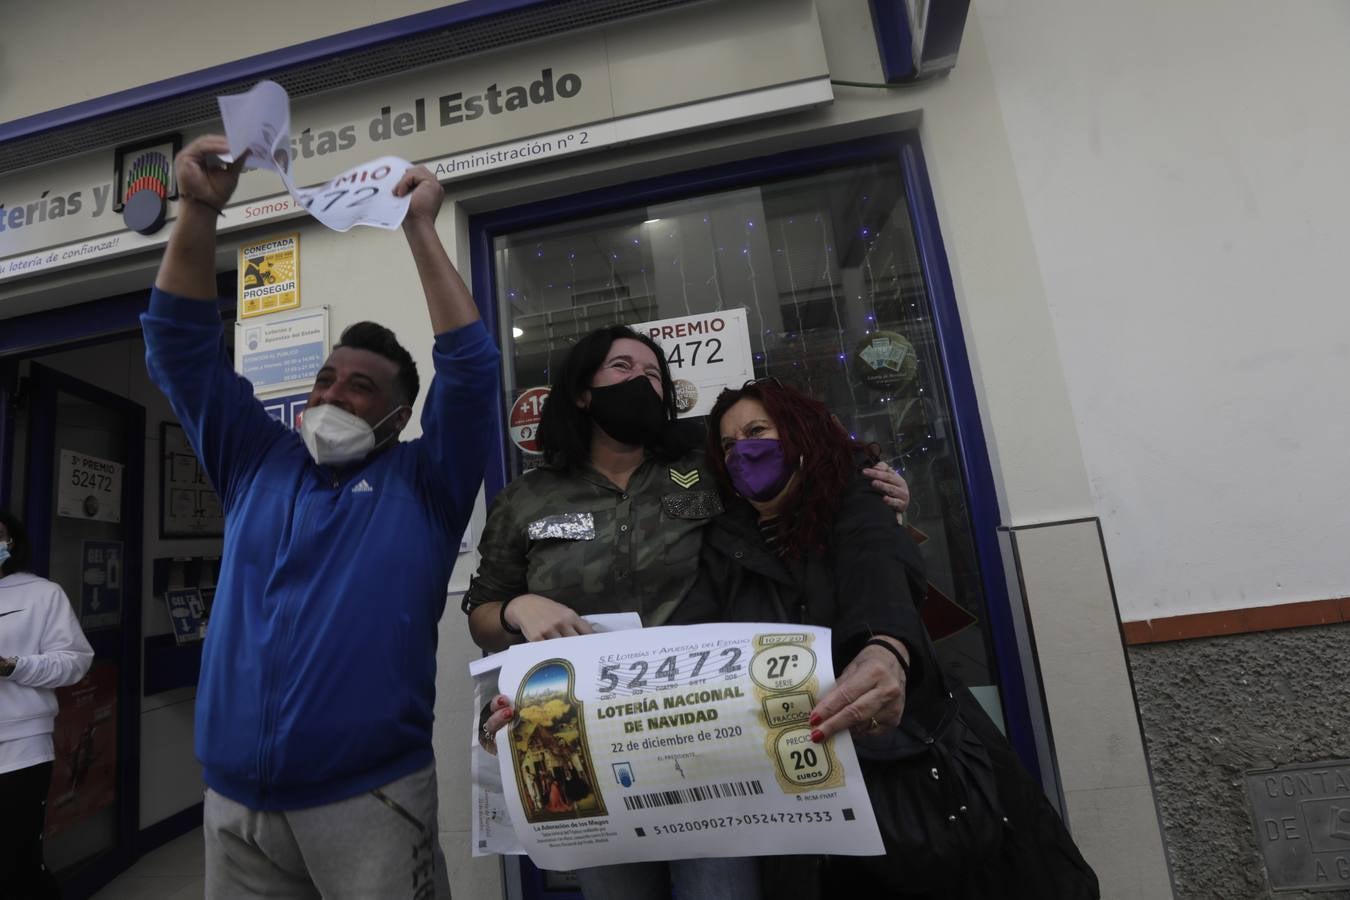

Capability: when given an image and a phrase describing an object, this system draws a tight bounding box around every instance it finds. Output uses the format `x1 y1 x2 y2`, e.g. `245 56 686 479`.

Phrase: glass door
473 134 1047 900
24 362 144 892
486 155 1002 706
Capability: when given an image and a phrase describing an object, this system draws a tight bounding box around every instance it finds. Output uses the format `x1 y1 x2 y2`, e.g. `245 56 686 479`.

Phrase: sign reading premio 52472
239 233 299 318
634 309 754 418
57 451 123 523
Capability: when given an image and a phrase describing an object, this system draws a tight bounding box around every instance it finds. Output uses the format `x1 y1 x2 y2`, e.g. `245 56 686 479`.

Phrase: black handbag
851 657 1007 894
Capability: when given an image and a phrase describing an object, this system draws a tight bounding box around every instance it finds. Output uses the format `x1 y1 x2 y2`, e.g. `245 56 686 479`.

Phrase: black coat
678 472 1100 900
675 471 933 686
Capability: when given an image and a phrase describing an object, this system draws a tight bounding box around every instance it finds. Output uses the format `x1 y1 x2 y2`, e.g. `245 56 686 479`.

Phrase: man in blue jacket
143 135 499 899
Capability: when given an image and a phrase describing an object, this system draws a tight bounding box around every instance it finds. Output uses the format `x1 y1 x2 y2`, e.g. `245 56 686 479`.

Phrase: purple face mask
725 438 794 501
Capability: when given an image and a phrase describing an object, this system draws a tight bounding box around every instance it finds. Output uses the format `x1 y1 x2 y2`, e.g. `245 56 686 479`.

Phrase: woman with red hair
688 379 925 744
681 379 1099 900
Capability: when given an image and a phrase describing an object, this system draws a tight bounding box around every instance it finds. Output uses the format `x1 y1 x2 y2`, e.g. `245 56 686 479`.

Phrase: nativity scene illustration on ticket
509 660 608 823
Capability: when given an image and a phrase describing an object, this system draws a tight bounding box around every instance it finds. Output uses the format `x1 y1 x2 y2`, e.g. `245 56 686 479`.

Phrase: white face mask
299 404 405 467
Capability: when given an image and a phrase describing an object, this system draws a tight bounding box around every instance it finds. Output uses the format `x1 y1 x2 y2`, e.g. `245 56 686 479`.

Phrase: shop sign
633 309 754 418
239 232 299 318
0 0 831 281
1246 759 1350 891
79 540 123 631
509 386 550 455
113 134 180 235
234 306 328 393
57 451 123 523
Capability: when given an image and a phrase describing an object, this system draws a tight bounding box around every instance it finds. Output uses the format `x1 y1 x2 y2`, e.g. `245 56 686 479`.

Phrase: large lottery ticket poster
491 623 882 870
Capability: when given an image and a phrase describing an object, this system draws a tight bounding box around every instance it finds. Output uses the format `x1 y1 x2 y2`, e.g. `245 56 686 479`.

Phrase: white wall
0 0 460 123
975 0 1350 620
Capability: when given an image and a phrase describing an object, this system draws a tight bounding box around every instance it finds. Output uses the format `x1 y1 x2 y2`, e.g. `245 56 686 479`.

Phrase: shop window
490 157 1002 706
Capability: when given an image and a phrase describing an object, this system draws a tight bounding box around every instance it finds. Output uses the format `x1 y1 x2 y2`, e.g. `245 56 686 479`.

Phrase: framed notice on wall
234 305 328 394
159 423 225 539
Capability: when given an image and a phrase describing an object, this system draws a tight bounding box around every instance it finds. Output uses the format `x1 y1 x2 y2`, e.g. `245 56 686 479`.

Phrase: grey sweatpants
204 762 451 899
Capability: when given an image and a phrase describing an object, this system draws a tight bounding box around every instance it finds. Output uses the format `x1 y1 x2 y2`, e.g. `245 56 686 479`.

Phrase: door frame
467 130 1043 777
0 276 234 897
0 357 15 511
24 361 146 896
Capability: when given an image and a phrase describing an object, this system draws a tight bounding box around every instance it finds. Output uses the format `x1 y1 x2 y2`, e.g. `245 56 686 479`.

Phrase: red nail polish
504 709 513 719
808 713 822 727
810 729 824 743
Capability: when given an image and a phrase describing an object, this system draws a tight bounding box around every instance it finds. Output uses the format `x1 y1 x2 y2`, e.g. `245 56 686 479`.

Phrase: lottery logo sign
509 387 550 455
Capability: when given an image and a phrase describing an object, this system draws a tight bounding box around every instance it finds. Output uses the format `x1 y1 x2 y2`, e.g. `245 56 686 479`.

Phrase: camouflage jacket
462 450 723 626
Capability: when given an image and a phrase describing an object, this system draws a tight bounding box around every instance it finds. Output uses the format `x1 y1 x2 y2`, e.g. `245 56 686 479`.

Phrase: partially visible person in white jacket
0 508 93 900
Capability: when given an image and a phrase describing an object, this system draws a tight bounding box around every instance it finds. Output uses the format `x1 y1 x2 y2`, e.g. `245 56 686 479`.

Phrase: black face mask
587 377 668 447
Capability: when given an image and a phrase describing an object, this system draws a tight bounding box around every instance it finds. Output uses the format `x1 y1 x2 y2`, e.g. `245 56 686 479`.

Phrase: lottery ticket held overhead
218 81 414 232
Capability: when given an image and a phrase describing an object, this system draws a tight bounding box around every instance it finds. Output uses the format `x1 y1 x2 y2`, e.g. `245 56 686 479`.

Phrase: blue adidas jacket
142 289 500 810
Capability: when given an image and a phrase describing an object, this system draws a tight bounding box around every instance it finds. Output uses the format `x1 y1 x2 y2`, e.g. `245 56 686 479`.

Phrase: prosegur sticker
239 233 299 318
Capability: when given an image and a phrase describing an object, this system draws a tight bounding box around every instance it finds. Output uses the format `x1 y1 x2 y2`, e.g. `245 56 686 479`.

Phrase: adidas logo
351 479 374 494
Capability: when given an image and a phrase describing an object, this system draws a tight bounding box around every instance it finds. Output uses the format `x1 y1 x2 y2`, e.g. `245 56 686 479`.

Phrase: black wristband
499 598 522 635
865 637 910 681
182 194 225 217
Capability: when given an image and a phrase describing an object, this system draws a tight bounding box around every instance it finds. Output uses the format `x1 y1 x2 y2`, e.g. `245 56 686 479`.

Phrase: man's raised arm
155 135 246 301
393 166 480 334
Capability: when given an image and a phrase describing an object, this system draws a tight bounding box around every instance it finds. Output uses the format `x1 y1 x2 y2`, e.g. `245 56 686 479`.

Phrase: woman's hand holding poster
479 622 882 870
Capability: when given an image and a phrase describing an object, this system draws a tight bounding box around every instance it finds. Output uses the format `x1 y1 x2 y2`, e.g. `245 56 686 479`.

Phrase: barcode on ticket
622 780 764 810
